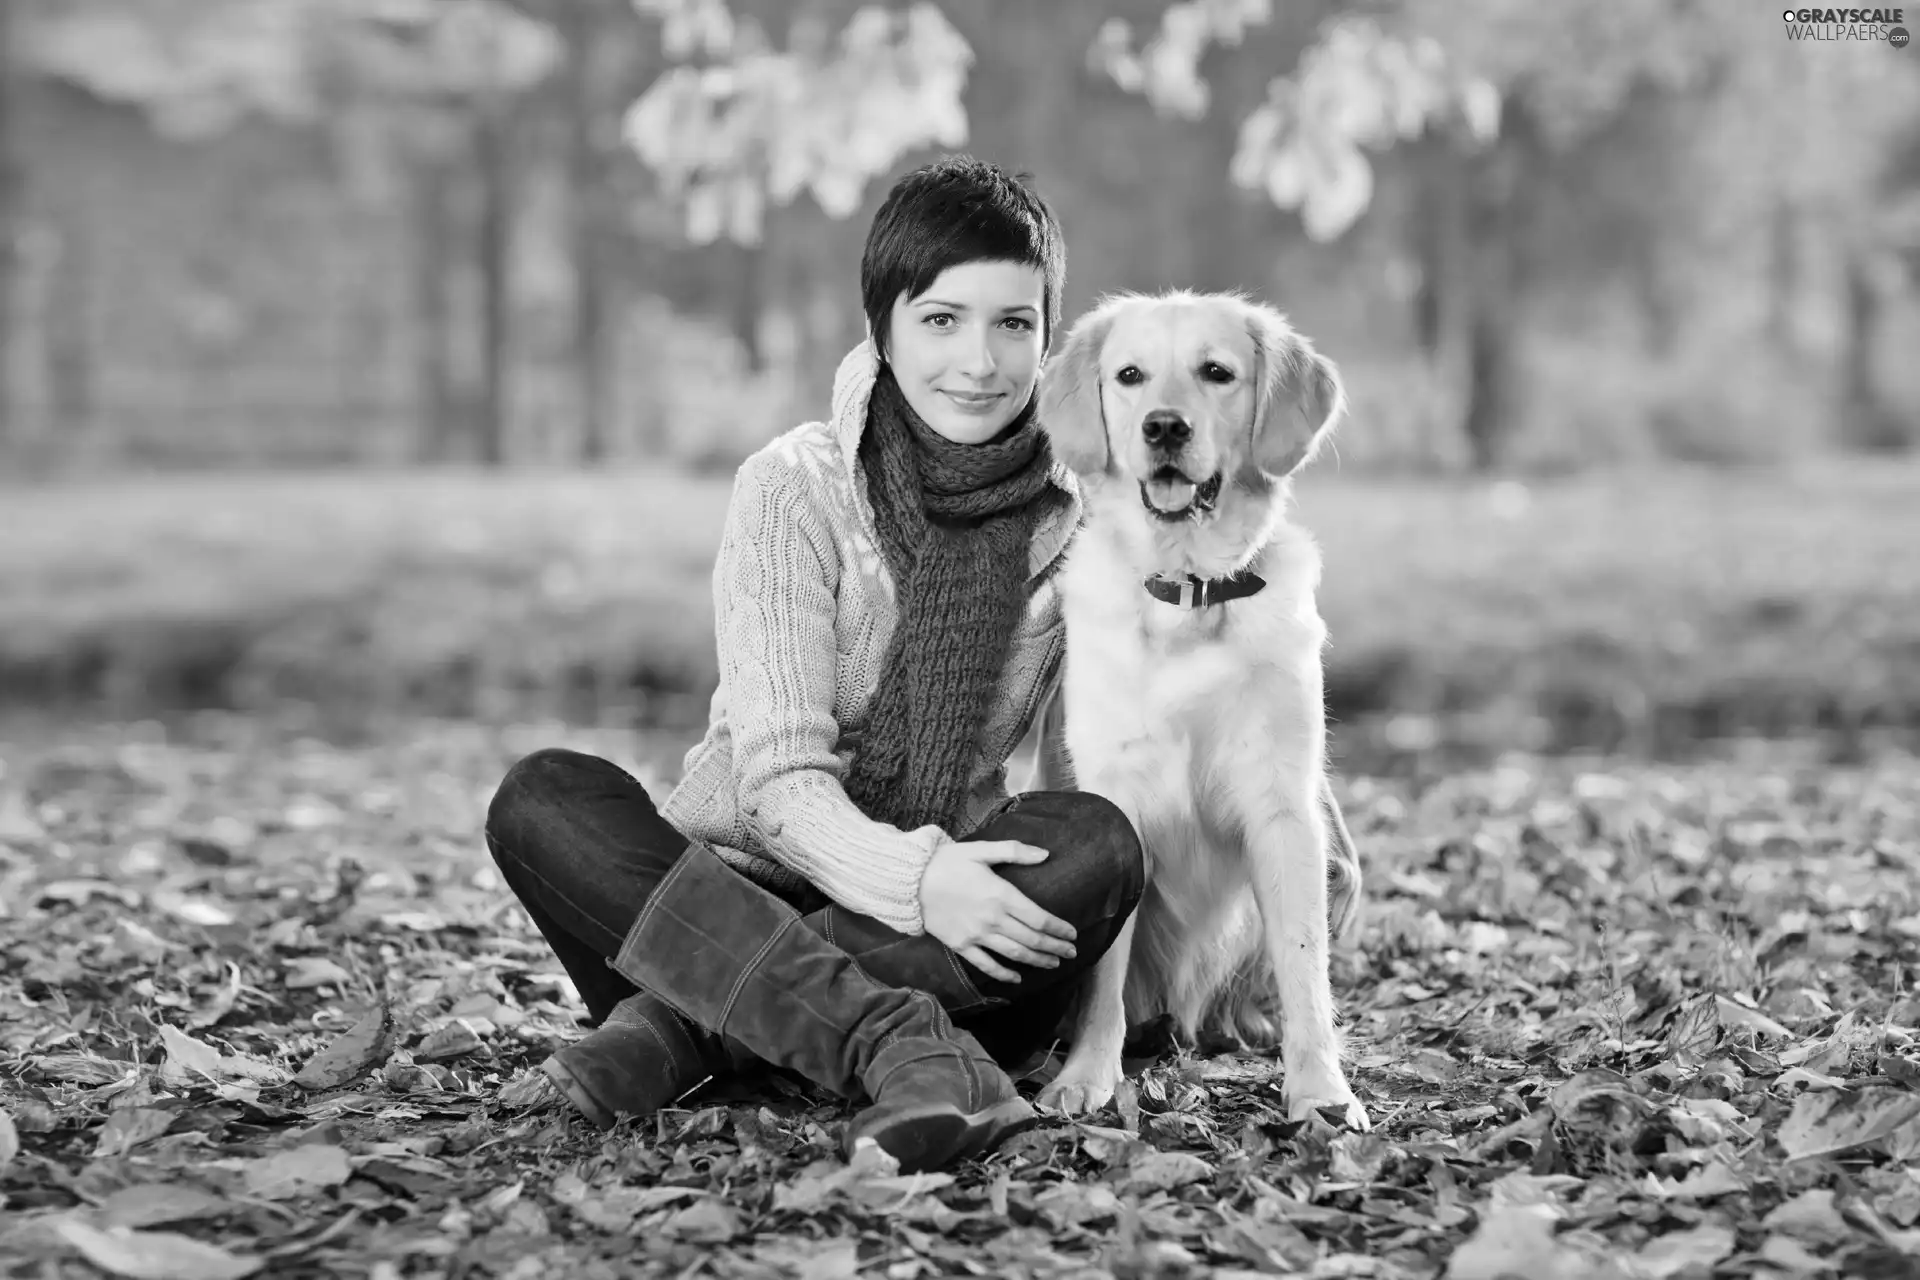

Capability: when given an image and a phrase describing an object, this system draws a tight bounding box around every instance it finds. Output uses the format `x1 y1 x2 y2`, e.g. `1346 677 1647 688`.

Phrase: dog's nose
1141 410 1191 449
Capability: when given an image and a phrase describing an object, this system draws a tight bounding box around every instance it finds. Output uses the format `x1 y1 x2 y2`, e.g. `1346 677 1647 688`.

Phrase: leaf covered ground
5 715 1920 1279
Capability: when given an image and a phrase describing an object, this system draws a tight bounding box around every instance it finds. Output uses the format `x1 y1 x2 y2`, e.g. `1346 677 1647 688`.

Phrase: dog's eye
1201 362 1235 384
1115 366 1144 386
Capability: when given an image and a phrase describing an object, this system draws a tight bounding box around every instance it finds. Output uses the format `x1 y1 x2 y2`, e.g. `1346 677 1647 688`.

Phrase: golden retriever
1030 290 1368 1129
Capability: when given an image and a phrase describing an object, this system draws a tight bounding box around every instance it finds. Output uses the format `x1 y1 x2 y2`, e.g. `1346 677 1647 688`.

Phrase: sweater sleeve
712 450 947 935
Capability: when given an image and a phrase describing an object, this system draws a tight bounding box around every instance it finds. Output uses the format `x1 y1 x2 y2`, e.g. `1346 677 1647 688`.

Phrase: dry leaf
414 1019 483 1062
0 1109 17 1176
1123 1149 1213 1193
284 958 353 990
1762 1189 1853 1246
1633 1224 1737 1277
664 1196 743 1243
1778 1087 1920 1161
97 1184 233 1229
53 1219 261 1280
293 1000 393 1091
94 1108 177 1158
1446 1203 1584 1280
242 1143 353 1200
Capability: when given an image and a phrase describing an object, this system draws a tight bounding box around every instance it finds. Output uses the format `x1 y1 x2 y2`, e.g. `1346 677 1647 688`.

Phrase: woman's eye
924 313 955 329
1115 366 1144 386
1002 317 1033 332
1202 362 1234 383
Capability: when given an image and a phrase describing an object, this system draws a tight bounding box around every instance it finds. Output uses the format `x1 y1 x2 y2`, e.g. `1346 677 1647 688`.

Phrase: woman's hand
919 839 1078 983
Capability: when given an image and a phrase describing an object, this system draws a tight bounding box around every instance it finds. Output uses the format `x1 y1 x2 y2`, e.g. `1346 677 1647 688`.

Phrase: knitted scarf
843 366 1068 836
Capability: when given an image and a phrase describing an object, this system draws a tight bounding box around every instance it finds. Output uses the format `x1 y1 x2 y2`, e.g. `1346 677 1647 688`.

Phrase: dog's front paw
1036 1055 1124 1118
1285 1068 1370 1131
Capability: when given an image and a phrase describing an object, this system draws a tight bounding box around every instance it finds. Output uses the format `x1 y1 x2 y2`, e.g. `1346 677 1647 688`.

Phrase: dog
1029 289 1368 1129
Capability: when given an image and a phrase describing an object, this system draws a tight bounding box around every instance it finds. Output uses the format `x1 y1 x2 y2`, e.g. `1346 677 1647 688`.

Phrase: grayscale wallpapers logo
1781 7 1911 42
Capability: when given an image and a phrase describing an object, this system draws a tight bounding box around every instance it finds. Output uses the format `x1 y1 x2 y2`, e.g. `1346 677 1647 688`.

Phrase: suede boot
540 990 745 1130
613 846 1035 1172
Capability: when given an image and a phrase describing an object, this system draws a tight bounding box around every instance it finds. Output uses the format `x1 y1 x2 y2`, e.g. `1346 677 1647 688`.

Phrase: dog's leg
1247 790 1368 1130
1035 913 1135 1116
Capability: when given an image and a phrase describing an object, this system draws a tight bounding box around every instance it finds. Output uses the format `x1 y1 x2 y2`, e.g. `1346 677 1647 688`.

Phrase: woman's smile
942 389 1006 414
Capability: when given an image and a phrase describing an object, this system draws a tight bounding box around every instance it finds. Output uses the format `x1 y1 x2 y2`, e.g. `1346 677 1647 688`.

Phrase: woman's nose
956 325 997 377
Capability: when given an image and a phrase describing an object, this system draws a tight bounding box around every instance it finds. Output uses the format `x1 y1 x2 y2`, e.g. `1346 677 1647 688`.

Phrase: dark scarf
842 366 1068 835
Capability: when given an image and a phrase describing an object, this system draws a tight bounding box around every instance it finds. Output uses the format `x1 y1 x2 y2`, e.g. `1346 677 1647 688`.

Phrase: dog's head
1039 291 1345 524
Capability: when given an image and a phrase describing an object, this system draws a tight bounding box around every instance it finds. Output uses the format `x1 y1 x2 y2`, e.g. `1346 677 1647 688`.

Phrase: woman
484 155 1145 1174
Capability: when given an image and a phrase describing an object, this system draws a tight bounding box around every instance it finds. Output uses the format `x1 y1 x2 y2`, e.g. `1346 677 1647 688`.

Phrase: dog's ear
1246 304 1345 478
1038 306 1115 476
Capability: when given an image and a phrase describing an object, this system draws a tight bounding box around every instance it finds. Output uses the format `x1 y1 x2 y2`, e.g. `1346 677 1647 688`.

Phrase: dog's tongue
1151 478 1196 510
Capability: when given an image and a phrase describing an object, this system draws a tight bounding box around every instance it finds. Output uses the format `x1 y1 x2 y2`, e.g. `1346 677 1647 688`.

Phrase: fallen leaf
414 1019 483 1062
158 1025 289 1089
664 1196 743 1242
293 1000 394 1091
94 1108 177 1158
1634 1224 1736 1277
53 1219 260 1280
1657 1161 1746 1200
32 1053 133 1086
1757 1233 1831 1275
1762 1188 1854 1246
1715 994 1795 1040
158 1026 224 1080
0 1109 16 1175
1778 1087 1920 1161
1446 1203 1583 1280
97 1185 234 1229
284 958 353 990
242 1143 353 1200
1123 1148 1213 1193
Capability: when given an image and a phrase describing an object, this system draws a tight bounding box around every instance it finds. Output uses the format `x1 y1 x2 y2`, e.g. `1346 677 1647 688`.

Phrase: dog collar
1143 571 1267 610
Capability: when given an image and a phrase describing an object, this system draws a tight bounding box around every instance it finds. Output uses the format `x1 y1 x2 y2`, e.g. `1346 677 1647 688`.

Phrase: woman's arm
713 450 948 935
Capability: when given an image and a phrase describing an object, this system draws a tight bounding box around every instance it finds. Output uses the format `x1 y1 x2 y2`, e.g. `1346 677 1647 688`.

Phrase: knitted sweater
659 340 1084 936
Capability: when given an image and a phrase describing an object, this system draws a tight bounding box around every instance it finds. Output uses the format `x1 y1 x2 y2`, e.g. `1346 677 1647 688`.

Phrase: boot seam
630 1012 684 1078
940 950 987 1009
717 915 796 1031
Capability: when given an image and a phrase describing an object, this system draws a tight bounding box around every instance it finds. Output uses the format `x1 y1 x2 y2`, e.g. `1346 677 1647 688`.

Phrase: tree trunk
45 220 94 436
1631 235 1679 355
1461 293 1518 472
1457 111 1538 474
1410 143 1465 364
564 0 611 462
473 100 513 467
410 156 458 461
1839 246 1906 452
0 0 21 445
1765 196 1799 355
730 240 767 373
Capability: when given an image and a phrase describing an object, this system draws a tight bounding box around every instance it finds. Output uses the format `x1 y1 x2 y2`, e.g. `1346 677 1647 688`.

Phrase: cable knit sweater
658 340 1084 937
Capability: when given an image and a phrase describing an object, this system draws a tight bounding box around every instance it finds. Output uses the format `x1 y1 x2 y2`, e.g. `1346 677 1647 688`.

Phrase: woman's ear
1038 305 1116 475
1245 301 1345 478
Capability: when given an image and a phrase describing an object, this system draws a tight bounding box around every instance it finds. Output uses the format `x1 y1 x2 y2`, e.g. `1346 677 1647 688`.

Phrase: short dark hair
860 154 1066 362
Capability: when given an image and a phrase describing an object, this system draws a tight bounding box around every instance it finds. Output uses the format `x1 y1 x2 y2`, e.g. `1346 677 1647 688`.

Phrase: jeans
484 748 1145 1066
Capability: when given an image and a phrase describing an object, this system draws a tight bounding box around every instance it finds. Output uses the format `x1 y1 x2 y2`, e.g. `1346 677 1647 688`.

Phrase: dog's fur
1031 289 1368 1129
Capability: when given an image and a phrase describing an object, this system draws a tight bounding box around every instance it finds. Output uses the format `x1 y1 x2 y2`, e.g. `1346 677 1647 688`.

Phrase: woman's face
883 260 1046 445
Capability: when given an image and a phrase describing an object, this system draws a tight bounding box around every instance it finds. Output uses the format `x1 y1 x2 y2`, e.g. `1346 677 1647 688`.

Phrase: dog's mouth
1139 468 1223 522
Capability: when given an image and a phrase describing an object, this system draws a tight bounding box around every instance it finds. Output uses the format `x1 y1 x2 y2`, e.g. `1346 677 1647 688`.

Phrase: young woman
484 156 1147 1173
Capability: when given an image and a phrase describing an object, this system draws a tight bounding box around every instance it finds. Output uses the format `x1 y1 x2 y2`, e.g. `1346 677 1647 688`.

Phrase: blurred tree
307 0 563 464
556 0 618 461
1096 0 1920 467
620 0 974 371
0 0 19 444
17 0 562 465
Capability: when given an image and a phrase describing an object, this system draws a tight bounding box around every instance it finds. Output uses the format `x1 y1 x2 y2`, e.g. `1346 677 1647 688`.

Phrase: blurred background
3 0 1919 775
